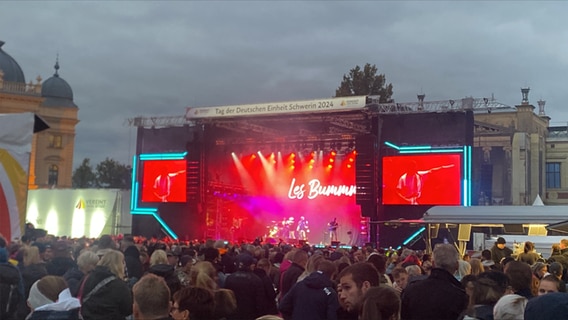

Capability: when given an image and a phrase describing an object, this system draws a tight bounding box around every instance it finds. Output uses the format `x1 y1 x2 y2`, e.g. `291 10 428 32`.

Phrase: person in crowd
367 253 392 286
171 286 215 320
46 240 77 276
20 245 48 299
279 259 339 320
547 242 568 277
254 258 279 316
462 271 510 320
401 244 468 320
148 249 182 297
189 260 236 319
94 234 116 258
279 249 308 300
456 259 472 281
79 250 132 320
461 274 477 299
359 285 401 320
504 260 534 299
538 274 564 295
337 262 380 315
26 275 81 320
167 248 180 268
493 294 527 320
490 237 513 265
33 242 53 263
0 245 24 320
17 245 48 318
548 261 564 281
518 241 540 265
63 250 98 297
121 235 143 281
132 273 172 320
469 258 483 276
224 253 265 320
391 267 408 293
296 253 323 283
524 292 568 320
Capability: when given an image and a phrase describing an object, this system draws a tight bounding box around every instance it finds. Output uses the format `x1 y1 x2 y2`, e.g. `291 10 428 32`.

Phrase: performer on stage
153 168 185 202
396 161 454 205
296 216 310 241
328 217 338 242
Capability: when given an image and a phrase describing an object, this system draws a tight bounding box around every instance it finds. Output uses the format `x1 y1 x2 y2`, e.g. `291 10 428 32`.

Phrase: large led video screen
141 159 187 203
382 154 462 205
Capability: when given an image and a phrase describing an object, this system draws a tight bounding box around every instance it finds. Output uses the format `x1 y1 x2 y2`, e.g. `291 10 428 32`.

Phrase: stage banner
0 113 35 241
185 96 367 119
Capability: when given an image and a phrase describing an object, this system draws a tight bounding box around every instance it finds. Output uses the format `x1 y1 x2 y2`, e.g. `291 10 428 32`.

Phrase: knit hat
28 280 54 310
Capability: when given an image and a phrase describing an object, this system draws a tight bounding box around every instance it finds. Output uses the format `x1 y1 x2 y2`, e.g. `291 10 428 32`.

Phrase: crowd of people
2 231 568 320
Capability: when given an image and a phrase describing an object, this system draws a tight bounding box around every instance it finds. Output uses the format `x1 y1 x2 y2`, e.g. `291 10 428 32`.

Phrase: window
49 135 62 148
546 162 561 189
48 165 58 186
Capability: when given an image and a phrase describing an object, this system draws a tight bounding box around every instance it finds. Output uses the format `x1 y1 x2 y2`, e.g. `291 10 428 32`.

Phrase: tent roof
423 205 568 225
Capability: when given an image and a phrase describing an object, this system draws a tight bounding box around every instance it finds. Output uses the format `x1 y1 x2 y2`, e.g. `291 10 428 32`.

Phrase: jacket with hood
147 263 181 296
279 271 339 320
123 245 143 280
79 265 132 320
27 288 81 320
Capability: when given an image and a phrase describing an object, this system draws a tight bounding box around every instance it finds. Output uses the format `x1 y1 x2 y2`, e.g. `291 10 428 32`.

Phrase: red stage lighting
331 151 337 156
327 164 333 169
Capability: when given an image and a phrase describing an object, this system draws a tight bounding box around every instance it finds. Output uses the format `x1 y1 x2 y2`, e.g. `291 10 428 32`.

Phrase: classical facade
472 88 559 206
0 41 78 188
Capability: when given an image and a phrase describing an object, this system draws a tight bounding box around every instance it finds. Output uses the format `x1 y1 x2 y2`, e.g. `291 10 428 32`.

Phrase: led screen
141 160 187 203
382 154 462 205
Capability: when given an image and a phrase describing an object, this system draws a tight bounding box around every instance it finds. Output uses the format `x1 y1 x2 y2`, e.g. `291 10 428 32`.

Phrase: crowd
2 231 568 320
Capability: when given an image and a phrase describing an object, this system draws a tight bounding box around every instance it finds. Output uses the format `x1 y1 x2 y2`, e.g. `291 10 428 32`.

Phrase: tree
335 63 394 103
95 158 132 189
72 158 96 188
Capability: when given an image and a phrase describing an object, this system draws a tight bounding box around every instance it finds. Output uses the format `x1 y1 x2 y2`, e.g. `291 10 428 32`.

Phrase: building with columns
0 40 78 188
472 88 554 206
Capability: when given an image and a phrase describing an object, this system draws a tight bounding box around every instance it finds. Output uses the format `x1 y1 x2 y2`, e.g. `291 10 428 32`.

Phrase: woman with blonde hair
296 254 324 282
469 258 483 276
189 261 218 290
150 249 169 267
79 250 132 320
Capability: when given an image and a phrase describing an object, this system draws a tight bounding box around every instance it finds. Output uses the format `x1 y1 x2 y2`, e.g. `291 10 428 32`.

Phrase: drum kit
266 217 295 239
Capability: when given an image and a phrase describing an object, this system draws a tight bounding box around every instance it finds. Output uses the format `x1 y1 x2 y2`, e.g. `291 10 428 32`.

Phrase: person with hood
121 236 143 281
26 275 81 320
79 250 132 320
147 249 182 297
279 260 339 320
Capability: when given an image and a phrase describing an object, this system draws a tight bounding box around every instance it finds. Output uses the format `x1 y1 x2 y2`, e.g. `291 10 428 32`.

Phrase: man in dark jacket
401 243 468 320
46 240 76 276
121 236 143 280
280 249 308 300
279 260 339 320
0 247 24 320
224 254 264 320
490 237 513 265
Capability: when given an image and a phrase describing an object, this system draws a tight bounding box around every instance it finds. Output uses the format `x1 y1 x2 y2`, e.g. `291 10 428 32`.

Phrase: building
0 40 78 188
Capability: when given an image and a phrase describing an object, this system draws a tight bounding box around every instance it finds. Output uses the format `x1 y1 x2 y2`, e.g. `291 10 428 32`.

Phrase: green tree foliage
72 158 96 188
95 158 132 189
335 63 394 103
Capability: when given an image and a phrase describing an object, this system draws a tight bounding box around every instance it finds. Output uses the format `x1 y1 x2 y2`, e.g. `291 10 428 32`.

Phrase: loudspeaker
430 224 440 239
457 224 472 241
503 224 524 234
331 241 340 248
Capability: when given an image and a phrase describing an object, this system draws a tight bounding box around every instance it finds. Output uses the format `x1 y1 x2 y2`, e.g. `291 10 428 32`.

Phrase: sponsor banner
0 113 34 241
27 189 131 238
185 96 367 119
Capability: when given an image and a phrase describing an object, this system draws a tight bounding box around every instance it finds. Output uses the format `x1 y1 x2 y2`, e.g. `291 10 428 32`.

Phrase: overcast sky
2 1 567 167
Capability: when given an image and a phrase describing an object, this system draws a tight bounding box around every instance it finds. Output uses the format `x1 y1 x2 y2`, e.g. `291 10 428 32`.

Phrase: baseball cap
496 237 506 244
235 254 256 269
